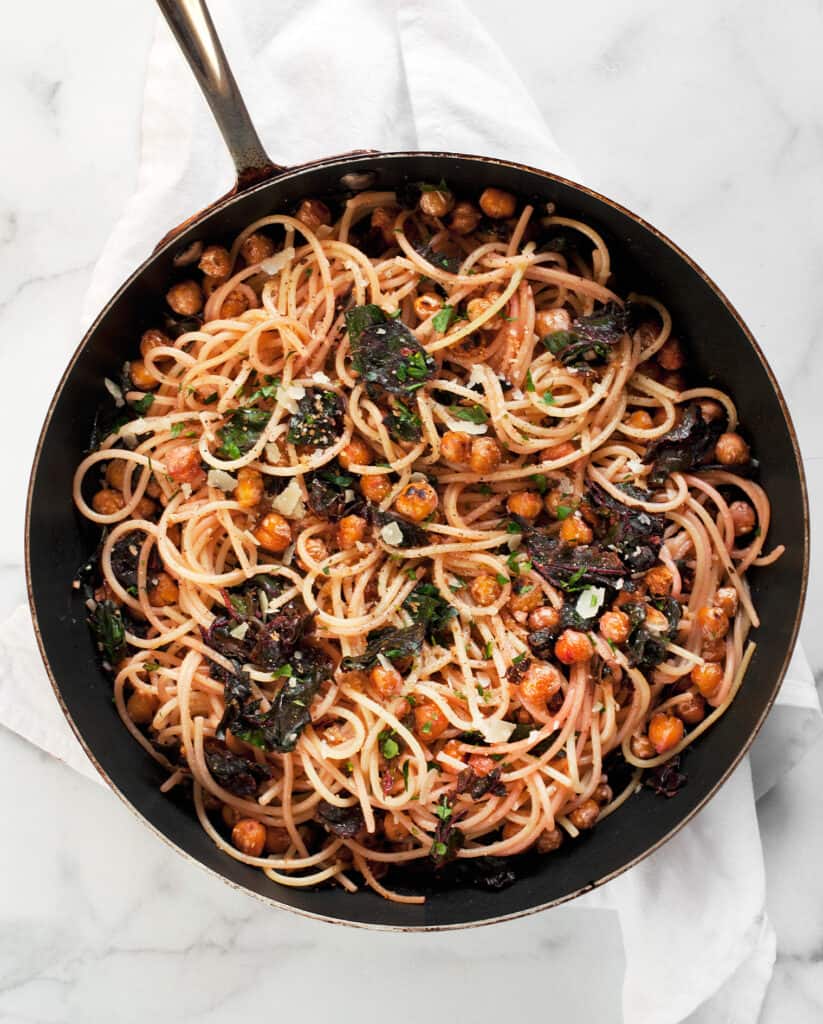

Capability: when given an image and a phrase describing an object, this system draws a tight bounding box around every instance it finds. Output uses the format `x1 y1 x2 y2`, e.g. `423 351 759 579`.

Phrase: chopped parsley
432 305 456 333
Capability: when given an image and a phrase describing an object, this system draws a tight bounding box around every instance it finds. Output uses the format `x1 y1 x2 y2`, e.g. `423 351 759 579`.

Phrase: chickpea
221 804 241 829
296 198 332 232
466 296 502 329
338 514 368 548
164 444 206 487
645 564 673 597
555 629 594 665
569 799 600 830
106 460 127 491
715 432 750 466
419 189 455 218
360 473 391 503
692 661 723 697
599 610 631 644
715 586 738 618
644 607 669 634
370 664 403 699
130 359 157 391
338 437 372 468
415 702 449 741
232 467 262 510
631 734 655 760
92 488 125 516
519 662 561 704
198 244 232 278
661 372 687 392
449 200 482 235
469 436 502 474
698 398 725 423
528 605 561 632
701 637 726 663
479 187 517 219
626 410 654 430
509 584 543 614
395 481 438 522
729 500 756 536
593 783 613 806
468 754 497 777
303 536 328 565
134 496 156 519
535 307 572 336
676 692 706 725
240 232 275 265
220 288 250 319
254 512 292 553
470 574 503 607
232 818 267 857
148 571 179 607
544 488 574 519
506 490 542 520
126 690 157 725
166 280 203 316
648 711 684 754
545 441 577 461
441 738 463 761
140 328 171 359
560 515 593 546
383 815 408 843
537 827 564 853
697 605 729 640
370 206 398 246
265 826 291 854
657 337 686 370
413 292 442 321
440 430 472 465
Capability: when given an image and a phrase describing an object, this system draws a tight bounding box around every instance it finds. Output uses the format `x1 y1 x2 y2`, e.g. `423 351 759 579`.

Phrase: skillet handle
155 0 283 188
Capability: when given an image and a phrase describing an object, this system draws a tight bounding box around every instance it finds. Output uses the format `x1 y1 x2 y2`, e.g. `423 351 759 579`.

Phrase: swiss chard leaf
445 403 488 424
88 599 126 663
646 755 687 797
455 766 506 800
542 302 629 366
350 318 435 399
339 623 425 672
642 402 725 485
373 508 429 549
403 582 457 646
306 463 361 520
583 483 664 571
286 388 344 449
523 530 626 589
317 800 365 838
217 407 271 460
345 303 386 345
384 398 423 442
204 745 271 797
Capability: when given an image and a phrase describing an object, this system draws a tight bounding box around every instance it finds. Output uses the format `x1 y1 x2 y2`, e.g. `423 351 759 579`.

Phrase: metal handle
155 0 283 187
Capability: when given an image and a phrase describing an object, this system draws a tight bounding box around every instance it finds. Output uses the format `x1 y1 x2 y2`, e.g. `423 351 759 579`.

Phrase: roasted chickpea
715 586 738 618
370 664 403 699
164 443 206 487
676 692 706 725
631 734 656 760
240 232 275 265
440 430 472 465
593 783 613 806
126 690 157 725
715 432 750 465
338 514 367 548
698 398 725 423
528 605 561 632
383 815 408 843
506 490 542 520
469 436 502 474
334 439 368 471
569 799 600 830
92 488 125 516
697 605 729 639
129 359 157 391
470 574 503 607
413 292 443 320
661 372 687 392
535 307 572 336
370 206 398 246
509 584 543 614
692 661 723 697
545 441 577 461
221 804 241 829
233 467 264 509
626 410 654 430
537 827 564 853
166 280 203 316
105 460 127 491
544 489 574 519
232 818 267 857
560 514 593 546
220 288 251 319
198 244 232 278
701 637 726 663
303 536 328 566
599 610 631 644
148 571 179 607
414 702 448 741
140 328 170 359
657 337 686 370
360 473 392 503
134 496 156 519
440 739 463 761
395 481 438 522
265 826 291 854
645 564 673 597
449 200 481 235
555 629 594 665
644 606 669 634
467 754 497 777
295 198 332 232
519 661 561 704
729 500 756 536
254 512 292 553
648 711 684 754
465 296 502 329
479 187 516 219
419 189 455 218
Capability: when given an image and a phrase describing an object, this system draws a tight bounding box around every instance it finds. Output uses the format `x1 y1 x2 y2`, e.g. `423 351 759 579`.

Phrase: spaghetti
73 183 779 902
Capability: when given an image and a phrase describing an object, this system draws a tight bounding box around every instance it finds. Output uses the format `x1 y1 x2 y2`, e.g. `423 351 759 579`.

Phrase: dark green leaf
432 305 455 333
286 388 343 449
340 623 425 672
217 407 271 460
88 599 126 663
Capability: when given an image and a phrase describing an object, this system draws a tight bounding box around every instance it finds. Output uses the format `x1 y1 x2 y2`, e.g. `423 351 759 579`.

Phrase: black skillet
25 0 808 929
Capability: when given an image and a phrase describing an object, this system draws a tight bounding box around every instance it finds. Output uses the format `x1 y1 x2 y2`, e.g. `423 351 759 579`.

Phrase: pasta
72 183 779 902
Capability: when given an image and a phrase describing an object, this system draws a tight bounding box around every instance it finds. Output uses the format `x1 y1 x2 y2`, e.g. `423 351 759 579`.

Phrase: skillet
25 0 808 929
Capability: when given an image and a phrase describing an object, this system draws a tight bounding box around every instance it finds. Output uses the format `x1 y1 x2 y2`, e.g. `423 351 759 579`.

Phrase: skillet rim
24 149 810 931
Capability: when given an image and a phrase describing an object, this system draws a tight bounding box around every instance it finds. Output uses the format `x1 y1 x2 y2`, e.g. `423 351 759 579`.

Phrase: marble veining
0 1 821 1021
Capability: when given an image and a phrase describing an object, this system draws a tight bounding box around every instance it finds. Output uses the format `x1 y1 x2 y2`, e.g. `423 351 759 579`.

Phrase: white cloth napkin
2 2 819 1021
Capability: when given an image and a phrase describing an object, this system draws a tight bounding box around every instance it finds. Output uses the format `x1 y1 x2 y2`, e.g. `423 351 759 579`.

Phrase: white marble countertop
1 1 822 1021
